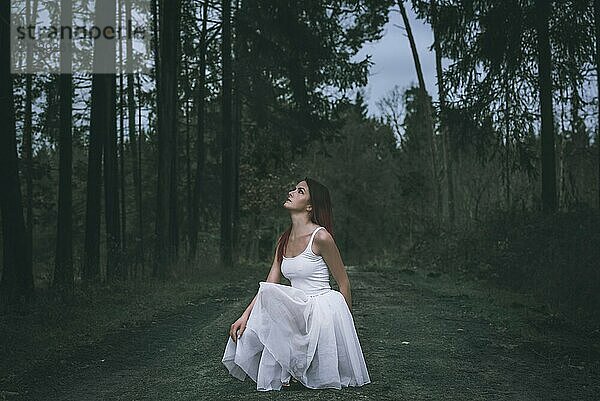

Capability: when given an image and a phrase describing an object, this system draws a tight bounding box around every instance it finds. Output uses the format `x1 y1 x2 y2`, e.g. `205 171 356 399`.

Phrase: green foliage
5 1 598 315
410 209 600 321
285 97 403 264
237 0 394 160
412 0 597 192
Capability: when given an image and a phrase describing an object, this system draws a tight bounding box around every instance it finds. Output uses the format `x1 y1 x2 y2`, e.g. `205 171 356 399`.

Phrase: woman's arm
230 242 282 342
313 229 352 313
242 241 282 318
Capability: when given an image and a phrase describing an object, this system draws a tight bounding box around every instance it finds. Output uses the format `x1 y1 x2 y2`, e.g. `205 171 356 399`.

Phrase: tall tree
238 0 392 168
52 0 74 299
150 0 159 278
118 0 127 278
424 1 587 213
220 0 234 268
431 0 455 225
0 0 34 304
23 0 39 263
102 0 121 281
84 0 119 284
232 0 246 263
126 1 143 275
155 0 182 277
536 0 557 213
595 0 600 209
189 0 209 262
398 0 441 222
83 84 105 283
184 58 192 254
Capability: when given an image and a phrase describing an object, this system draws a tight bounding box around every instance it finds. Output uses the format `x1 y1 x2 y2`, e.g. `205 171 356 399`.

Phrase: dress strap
307 226 324 252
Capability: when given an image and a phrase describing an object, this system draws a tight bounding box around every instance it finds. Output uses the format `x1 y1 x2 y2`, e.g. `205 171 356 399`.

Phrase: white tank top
281 226 332 297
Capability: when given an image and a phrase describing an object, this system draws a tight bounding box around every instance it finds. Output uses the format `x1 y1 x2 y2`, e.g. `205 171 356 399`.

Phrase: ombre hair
276 177 334 265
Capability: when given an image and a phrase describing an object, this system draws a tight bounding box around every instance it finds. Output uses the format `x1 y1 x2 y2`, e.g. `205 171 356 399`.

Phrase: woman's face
283 180 311 213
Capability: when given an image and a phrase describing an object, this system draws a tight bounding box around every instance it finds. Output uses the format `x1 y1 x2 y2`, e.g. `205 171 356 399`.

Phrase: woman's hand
229 314 248 343
228 240 281 344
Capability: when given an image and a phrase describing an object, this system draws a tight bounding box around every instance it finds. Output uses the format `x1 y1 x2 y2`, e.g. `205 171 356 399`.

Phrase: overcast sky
355 5 439 117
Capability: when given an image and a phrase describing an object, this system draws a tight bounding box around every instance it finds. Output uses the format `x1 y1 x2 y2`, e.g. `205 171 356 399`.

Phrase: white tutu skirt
222 282 371 391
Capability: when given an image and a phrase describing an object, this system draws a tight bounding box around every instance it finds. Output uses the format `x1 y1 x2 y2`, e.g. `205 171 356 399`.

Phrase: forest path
8 268 599 400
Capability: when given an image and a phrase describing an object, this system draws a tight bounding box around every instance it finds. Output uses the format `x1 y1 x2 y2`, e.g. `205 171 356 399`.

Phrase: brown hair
276 177 334 265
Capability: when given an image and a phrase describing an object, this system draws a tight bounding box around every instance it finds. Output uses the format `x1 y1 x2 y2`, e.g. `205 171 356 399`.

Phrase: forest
1 0 599 399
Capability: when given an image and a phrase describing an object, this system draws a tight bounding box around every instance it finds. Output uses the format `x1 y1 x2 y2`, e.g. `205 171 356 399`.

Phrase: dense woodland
0 0 599 319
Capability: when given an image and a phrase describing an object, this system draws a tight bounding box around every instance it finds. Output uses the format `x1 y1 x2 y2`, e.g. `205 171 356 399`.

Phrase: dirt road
7 268 599 400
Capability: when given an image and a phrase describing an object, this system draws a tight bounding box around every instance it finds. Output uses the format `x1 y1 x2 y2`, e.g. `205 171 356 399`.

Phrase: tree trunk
0 0 34 305
53 0 74 300
24 71 33 246
91 0 121 282
24 0 38 266
126 0 142 278
104 77 121 283
431 0 454 226
119 80 127 278
138 76 144 271
84 0 121 282
118 2 127 278
127 71 139 276
569 82 586 206
232 0 244 263
398 0 441 223
189 0 209 262
155 0 181 278
185 62 192 258
220 0 234 268
169 131 179 261
168 0 181 268
232 78 241 261
595 0 600 209
536 0 557 213
151 0 159 278
137 74 145 276
84 77 105 283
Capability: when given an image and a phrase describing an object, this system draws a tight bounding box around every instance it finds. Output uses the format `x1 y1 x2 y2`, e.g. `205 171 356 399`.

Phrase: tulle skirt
221 281 371 391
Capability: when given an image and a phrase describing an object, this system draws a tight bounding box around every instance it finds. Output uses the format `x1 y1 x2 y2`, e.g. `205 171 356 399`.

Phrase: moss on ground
1 265 598 400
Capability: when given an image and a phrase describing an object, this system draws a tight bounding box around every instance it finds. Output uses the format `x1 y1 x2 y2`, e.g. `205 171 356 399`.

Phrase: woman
221 178 371 391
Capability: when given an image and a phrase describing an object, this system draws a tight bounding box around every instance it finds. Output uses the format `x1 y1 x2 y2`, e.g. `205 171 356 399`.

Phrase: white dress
221 226 371 391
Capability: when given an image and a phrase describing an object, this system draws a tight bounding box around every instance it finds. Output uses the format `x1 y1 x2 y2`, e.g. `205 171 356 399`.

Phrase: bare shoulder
313 227 335 255
315 227 333 243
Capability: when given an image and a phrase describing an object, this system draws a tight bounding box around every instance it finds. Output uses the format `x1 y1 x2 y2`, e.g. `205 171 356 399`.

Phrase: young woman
221 177 371 391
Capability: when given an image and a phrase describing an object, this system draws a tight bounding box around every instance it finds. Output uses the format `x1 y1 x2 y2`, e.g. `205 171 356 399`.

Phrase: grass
390 209 600 331
1 252 599 400
0 262 264 389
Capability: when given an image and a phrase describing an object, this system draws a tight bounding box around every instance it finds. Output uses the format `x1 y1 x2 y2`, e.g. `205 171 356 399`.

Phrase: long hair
276 177 334 265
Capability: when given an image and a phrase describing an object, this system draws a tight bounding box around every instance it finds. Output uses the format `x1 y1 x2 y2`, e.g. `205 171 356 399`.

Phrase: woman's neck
289 212 316 238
